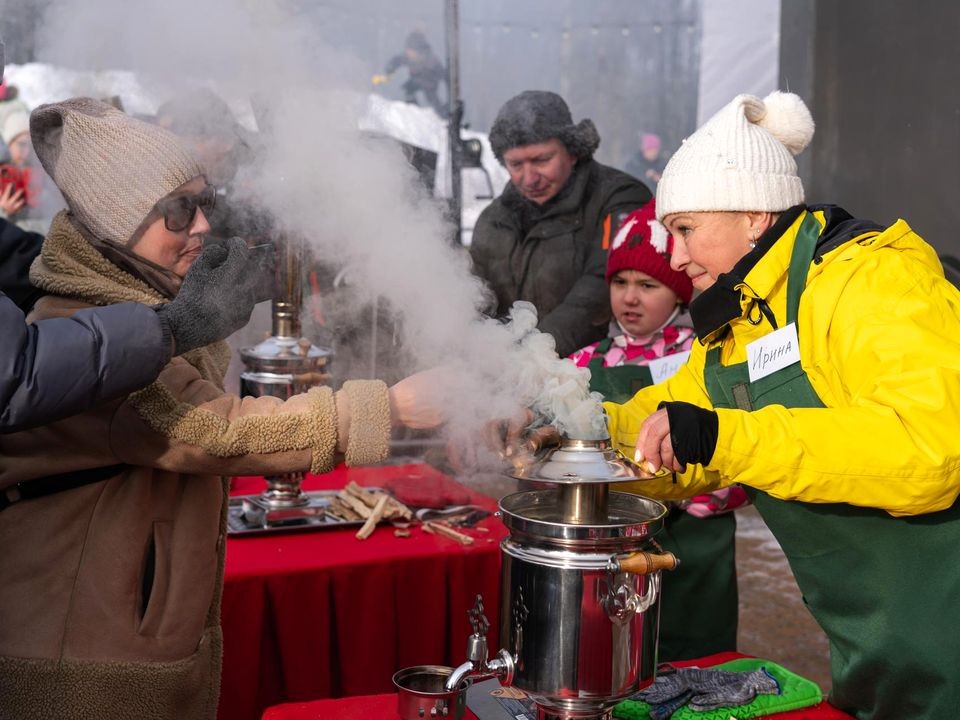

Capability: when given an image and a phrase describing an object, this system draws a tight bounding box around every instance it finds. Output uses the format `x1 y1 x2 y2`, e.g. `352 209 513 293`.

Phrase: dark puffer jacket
0 216 44 311
470 160 651 356
1 218 168 433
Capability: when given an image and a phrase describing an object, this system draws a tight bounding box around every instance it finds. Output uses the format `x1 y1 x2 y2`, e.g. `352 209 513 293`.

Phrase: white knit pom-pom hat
655 91 815 221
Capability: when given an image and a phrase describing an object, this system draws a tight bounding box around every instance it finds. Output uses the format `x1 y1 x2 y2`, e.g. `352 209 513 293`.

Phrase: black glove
155 237 270 356
659 401 719 466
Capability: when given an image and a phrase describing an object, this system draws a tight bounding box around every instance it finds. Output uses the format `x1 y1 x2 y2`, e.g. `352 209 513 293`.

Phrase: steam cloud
31 0 608 457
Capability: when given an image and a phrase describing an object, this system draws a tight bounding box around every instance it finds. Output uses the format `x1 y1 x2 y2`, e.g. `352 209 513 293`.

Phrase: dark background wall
781 0 960 256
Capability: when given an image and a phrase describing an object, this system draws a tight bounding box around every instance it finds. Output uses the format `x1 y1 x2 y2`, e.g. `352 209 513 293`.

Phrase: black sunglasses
154 184 217 233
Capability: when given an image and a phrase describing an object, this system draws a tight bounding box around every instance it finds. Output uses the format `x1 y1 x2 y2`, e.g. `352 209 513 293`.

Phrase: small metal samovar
233 232 333 530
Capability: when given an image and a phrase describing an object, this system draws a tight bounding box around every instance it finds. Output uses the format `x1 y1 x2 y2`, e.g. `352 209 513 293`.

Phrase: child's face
8 133 31 167
609 269 680 338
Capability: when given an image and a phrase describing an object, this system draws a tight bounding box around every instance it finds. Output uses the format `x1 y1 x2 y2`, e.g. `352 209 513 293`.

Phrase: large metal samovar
440 436 678 720
234 233 333 529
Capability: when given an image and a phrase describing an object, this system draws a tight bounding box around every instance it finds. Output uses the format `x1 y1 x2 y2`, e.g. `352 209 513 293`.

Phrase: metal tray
227 489 383 536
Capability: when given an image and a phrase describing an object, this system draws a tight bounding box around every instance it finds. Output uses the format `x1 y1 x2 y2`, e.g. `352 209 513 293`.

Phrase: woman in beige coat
0 98 446 720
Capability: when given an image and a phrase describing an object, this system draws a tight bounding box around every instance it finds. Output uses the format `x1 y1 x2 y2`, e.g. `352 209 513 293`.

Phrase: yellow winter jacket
607 207 960 516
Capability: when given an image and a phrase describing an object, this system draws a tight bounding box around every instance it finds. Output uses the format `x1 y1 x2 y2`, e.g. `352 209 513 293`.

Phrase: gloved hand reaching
155 237 271 356
636 401 719 474
371 73 390 86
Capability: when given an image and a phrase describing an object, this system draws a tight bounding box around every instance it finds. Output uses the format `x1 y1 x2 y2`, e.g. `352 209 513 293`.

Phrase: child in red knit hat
569 198 748 662
570 198 695 372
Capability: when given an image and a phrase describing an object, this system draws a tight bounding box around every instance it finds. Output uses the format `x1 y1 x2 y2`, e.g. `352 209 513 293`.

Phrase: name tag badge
647 351 691 384
746 323 801 382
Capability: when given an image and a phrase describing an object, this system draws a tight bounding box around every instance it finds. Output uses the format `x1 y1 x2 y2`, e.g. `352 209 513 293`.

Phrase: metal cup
393 665 468 719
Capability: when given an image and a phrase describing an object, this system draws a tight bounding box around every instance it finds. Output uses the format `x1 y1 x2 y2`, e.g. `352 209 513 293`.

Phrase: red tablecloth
219 464 505 720
261 653 853 720
262 694 478 720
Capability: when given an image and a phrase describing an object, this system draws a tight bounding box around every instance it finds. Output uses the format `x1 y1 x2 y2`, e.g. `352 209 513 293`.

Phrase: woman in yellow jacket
607 91 960 719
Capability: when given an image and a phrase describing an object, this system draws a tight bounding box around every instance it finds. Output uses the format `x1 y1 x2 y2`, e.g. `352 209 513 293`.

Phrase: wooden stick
422 520 474 545
344 482 413 522
384 496 413 521
356 494 389 540
329 498 362 522
324 506 346 521
337 490 373 518
344 481 379 508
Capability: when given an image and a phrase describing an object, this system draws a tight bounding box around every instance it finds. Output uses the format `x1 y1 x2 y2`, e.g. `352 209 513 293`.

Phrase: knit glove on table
155 237 269 356
635 666 780 719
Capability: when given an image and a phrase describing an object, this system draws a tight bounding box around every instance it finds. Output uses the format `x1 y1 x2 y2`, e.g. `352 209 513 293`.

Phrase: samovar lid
508 437 668 484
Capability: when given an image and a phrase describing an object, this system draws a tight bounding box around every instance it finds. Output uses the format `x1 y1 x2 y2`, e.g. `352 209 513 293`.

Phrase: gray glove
155 237 270 356
688 667 779 711
635 666 780 718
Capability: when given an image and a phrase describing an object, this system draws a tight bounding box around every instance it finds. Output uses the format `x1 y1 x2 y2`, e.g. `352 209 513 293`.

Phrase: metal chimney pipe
236 232 334 528
445 0 463 246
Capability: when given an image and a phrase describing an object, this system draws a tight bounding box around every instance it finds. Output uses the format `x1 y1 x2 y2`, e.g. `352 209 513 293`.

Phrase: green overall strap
785 211 823 325
586 337 615 374
586 338 654 404
701 211 960 719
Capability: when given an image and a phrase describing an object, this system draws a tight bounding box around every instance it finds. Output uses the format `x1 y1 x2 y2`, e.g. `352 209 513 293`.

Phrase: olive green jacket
470 159 651 356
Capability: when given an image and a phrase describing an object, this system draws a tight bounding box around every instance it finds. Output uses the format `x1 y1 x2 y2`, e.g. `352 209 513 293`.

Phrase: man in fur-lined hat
470 90 652 357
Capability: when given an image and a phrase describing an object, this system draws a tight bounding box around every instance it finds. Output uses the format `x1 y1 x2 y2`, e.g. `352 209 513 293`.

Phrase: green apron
587 338 654 402
588 339 739 661
702 213 960 719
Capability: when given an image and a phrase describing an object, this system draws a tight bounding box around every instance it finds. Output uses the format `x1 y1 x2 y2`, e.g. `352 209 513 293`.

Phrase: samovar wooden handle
616 550 680 575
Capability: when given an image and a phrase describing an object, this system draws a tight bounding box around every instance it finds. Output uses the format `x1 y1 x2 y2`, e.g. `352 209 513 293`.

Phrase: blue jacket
1 218 169 432
0 294 170 433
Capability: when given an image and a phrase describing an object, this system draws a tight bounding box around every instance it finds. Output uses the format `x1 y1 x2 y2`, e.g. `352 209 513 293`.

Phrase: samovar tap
445 595 515 692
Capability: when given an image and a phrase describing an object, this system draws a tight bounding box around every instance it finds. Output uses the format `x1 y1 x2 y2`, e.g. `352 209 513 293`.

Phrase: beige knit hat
655 91 815 221
30 97 204 245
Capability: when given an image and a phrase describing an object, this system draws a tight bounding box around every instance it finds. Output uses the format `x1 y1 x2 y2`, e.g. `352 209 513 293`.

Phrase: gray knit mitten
635 669 695 705
155 237 269 356
687 667 780 711
635 666 780 718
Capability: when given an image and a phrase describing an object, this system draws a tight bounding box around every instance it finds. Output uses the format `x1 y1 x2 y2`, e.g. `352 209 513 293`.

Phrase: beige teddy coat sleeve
108 357 392 476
